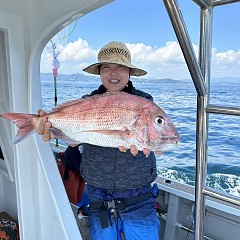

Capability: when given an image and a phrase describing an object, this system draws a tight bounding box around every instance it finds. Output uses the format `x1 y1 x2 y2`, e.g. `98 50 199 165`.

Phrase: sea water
41 74 240 197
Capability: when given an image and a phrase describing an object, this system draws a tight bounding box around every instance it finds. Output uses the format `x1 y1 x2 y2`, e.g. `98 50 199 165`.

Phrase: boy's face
100 63 130 92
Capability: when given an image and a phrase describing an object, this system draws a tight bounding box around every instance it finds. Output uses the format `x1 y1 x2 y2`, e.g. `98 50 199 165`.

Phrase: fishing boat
0 0 239 239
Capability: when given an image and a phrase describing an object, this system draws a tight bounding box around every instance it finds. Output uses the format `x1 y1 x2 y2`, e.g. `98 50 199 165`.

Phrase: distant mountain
40 73 239 85
131 76 187 84
41 73 100 82
211 77 240 84
40 73 187 84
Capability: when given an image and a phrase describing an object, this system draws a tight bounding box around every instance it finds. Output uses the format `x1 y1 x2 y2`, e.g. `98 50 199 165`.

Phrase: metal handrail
163 0 240 239
206 104 240 116
163 0 207 97
203 187 240 207
213 0 240 7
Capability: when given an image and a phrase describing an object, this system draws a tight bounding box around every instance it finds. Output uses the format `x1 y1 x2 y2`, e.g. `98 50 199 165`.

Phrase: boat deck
68 176 240 240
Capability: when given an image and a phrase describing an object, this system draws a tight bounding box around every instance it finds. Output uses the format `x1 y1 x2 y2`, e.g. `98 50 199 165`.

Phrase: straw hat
83 41 147 76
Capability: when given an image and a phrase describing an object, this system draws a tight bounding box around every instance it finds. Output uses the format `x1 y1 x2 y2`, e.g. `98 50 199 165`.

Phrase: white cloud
126 41 190 79
40 38 240 80
41 38 98 74
211 48 240 78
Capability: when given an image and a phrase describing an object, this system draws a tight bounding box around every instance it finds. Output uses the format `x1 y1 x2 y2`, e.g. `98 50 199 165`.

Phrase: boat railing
163 0 240 239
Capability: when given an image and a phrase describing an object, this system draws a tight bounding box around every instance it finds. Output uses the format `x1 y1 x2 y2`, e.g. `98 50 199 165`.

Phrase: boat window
210 3 240 108
40 2 195 187
40 1 240 201
208 114 240 197
208 3 240 197
41 2 199 191
210 80 240 108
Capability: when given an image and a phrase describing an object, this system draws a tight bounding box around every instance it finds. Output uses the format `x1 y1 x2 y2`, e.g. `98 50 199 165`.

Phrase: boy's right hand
37 110 55 142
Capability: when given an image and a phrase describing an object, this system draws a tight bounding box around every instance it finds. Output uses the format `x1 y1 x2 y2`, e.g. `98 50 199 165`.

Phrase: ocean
41 74 240 197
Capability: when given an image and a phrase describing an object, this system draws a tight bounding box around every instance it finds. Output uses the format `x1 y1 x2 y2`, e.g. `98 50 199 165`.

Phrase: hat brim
83 61 147 77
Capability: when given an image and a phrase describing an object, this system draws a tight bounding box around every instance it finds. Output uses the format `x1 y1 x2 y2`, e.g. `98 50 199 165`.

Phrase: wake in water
157 167 240 197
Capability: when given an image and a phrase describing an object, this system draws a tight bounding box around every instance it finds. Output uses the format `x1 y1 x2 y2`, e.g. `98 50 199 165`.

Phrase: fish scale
49 107 137 131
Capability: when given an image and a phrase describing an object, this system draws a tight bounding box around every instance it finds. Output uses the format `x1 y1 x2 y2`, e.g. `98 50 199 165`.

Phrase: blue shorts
87 184 160 240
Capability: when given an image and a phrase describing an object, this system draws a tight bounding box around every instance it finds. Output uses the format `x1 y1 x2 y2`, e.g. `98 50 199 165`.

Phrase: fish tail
0 113 39 144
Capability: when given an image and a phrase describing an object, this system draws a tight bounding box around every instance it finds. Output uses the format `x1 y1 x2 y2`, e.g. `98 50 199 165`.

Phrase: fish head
134 105 179 151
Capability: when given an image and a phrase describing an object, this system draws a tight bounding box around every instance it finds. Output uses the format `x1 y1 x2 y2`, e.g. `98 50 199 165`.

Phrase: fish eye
154 116 165 125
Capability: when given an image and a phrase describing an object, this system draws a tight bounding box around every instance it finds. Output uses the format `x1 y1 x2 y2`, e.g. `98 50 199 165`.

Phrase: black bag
59 144 82 180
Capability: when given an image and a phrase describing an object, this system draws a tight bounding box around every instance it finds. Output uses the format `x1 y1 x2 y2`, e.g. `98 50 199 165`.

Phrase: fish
0 91 179 151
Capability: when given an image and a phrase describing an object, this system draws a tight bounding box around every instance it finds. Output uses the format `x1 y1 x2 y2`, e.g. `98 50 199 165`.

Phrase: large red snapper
0 92 179 151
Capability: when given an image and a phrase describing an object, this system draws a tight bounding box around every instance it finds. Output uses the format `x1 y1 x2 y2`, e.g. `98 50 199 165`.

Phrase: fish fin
0 113 38 144
49 92 128 113
84 129 133 139
49 98 85 113
49 128 80 145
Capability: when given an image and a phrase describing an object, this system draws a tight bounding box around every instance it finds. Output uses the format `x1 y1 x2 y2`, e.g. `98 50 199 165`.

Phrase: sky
40 0 240 80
